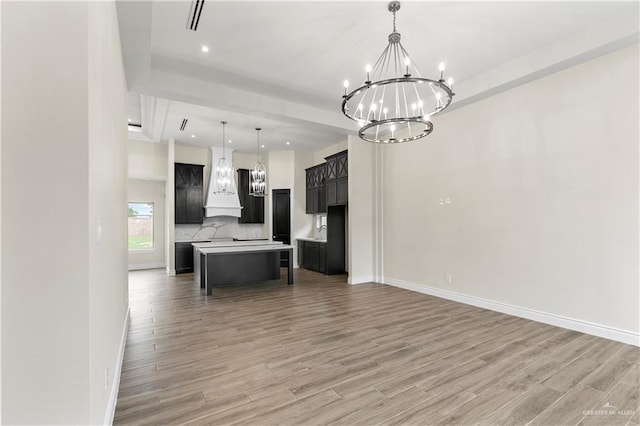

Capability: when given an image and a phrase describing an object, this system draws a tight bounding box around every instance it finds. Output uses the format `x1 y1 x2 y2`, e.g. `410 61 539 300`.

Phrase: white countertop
193 240 282 249
297 237 327 243
199 244 293 254
175 239 214 243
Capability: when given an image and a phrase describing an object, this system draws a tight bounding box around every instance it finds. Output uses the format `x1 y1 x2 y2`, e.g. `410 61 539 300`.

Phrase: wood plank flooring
114 269 639 425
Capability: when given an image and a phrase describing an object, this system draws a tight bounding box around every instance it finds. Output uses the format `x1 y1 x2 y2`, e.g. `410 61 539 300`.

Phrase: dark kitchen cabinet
237 169 264 224
306 189 317 214
175 163 204 224
175 240 211 274
318 185 327 213
325 151 348 207
337 178 348 205
175 243 194 274
298 239 327 274
305 164 327 214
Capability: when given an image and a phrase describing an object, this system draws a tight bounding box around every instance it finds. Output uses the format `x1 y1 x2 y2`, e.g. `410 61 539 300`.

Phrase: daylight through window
128 202 154 250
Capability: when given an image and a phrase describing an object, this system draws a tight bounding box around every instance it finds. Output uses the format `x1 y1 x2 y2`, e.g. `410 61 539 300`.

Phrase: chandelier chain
256 128 261 162
392 10 396 32
221 121 227 158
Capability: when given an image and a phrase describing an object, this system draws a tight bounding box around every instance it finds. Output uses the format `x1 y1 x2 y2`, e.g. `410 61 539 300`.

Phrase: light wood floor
114 268 639 425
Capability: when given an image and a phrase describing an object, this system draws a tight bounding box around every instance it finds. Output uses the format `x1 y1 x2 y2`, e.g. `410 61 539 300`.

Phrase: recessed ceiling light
261 144 265 148
191 134 195 138
286 141 290 145
228 140 232 144
201 45 209 53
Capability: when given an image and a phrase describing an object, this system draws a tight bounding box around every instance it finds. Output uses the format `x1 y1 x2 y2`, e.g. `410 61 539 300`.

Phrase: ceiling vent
186 0 204 31
179 118 188 131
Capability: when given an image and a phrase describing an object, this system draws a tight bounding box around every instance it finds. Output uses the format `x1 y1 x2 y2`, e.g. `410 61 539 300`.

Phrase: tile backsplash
313 214 327 240
175 216 264 241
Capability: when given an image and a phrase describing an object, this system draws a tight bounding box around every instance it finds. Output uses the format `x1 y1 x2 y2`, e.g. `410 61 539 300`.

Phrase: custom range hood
204 147 242 218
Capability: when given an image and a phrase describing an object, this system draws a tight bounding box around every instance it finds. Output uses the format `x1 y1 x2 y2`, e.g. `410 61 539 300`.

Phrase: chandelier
249 127 266 197
341 1 455 143
214 121 234 194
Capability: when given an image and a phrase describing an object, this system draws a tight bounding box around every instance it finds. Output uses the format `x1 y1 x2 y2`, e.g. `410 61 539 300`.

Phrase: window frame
128 201 155 252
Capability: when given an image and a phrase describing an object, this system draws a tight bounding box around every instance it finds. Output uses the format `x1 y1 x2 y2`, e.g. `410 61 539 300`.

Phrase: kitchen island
192 240 284 286
193 241 293 295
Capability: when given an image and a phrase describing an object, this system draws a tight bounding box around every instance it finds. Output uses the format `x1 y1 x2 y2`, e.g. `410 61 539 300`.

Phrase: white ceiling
117 1 639 152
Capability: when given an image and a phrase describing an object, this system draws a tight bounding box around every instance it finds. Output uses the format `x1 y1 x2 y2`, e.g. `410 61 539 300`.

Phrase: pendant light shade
214 121 234 194
249 128 266 197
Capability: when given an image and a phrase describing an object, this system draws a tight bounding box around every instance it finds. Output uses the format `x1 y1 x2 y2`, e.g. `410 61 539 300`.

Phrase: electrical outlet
445 197 451 205
445 274 452 284
105 366 109 389
439 198 444 206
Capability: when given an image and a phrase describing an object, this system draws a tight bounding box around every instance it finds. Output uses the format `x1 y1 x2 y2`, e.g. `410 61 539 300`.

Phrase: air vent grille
186 0 204 31
180 119 188 131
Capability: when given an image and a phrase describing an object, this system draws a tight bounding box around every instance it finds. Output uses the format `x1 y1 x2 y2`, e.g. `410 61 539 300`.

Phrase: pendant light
341 1 455 143
215 121 234 194
249 127 266 197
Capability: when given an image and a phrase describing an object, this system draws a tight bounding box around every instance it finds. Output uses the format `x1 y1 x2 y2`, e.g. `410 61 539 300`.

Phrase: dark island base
201 248 294 295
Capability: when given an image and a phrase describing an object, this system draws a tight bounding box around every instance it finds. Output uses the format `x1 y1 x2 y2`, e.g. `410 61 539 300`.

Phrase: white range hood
204 147 242 218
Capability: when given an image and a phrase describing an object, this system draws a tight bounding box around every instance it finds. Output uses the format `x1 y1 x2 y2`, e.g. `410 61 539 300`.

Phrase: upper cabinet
305 164 327 214
175 162 204 224
325 150 348 206
237 168 265 223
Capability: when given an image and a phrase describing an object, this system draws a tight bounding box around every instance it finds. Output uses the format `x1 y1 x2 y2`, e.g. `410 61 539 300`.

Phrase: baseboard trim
383 277 639 347
348 275 374 285
167 268 176 276
128 262 165 271
104 307 129 425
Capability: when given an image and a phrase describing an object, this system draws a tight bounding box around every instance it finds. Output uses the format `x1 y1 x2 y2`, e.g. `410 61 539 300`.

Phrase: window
128 202 154 250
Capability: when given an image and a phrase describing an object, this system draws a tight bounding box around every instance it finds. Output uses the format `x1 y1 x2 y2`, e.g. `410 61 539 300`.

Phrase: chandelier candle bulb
340 1 454 143
447 77 454 91
439 62 446 81
343 80 349 97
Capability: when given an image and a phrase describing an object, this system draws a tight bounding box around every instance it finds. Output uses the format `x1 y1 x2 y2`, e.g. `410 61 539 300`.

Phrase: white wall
347 136 376 284
128 179 166 270
166 139 175 275
87 2 129 423
1 1 129 423
0 1 3 418
175 143 209 171
128 139 167 180
381 45 639 342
